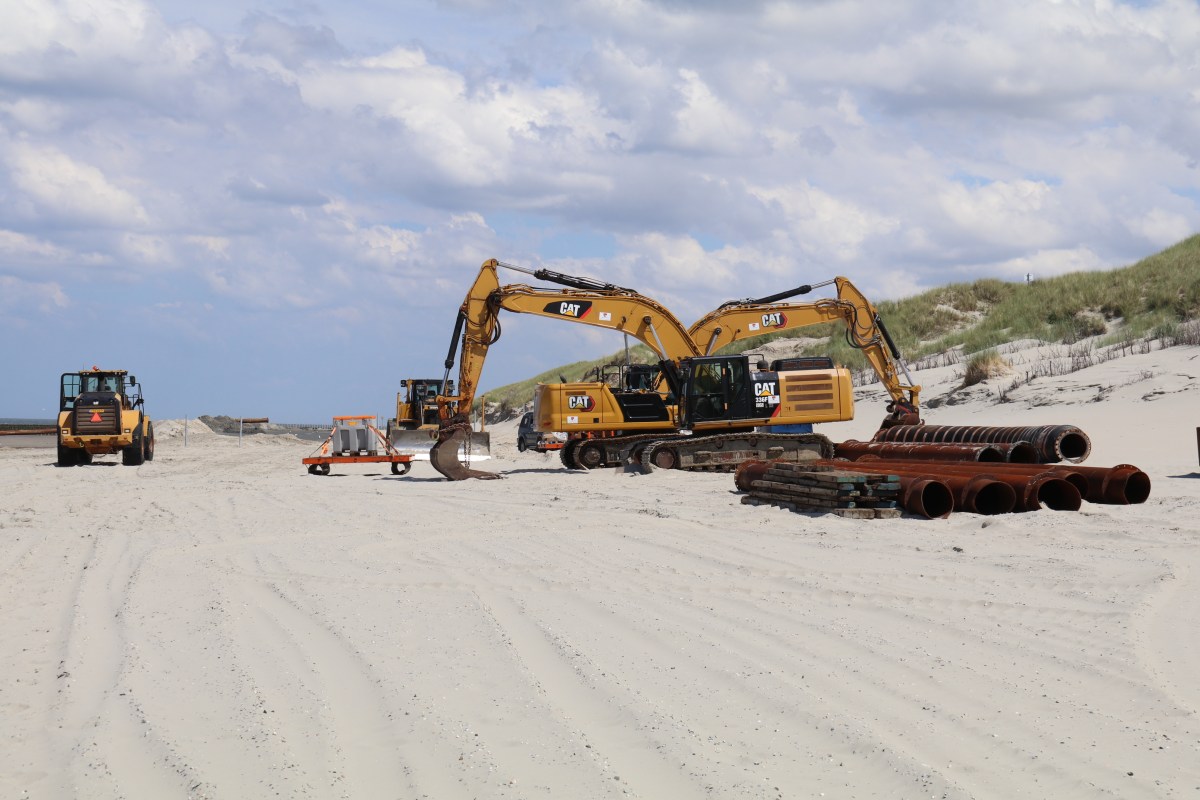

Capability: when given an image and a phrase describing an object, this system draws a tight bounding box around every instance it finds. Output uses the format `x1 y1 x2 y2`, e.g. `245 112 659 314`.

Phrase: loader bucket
430 425 501 480
389 428 492 460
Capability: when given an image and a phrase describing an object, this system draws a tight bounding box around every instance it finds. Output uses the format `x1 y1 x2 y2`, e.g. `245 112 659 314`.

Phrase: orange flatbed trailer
304 415 414 475
302 453 413 476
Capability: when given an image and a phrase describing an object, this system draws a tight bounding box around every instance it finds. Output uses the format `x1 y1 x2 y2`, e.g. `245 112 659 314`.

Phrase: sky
2 0 1198 422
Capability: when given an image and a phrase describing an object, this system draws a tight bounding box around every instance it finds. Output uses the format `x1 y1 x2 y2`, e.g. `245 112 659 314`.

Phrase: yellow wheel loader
57 368 154 467
384 377 491 459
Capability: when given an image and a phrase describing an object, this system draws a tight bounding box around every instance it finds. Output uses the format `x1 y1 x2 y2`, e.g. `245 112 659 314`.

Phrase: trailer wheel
391 461 411 476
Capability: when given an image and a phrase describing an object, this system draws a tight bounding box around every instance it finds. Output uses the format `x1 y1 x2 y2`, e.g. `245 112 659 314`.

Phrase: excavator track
639 432 835 473
430 425 502 480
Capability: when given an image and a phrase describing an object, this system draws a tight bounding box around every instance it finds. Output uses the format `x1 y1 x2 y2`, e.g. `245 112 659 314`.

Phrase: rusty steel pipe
852 457 1089 497
734 459 772 492
873 424 1092 464
1071 464 1151 505
846 458 1148 505
898 476 955 519
1003 441 1040 463
814 460 1015 515
1024 474 1084 511
856 461 1080 511
834 440 1007 463
733 459 955 519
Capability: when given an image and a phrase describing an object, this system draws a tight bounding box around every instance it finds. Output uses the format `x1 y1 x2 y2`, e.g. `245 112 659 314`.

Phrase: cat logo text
567 395 596 411
543 300 593 318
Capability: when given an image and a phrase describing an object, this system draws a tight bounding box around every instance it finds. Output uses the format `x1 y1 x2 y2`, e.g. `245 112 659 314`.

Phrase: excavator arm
688 276 921 422
430 259 700 479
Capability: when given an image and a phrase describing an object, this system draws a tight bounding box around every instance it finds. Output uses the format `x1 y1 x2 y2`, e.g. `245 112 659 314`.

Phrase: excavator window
688 362 727 420
684 357 754 422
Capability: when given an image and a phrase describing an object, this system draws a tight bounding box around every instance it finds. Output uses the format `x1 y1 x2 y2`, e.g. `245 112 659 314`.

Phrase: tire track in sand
229 553 461 799
465 581 706 798
1135 553 1200 715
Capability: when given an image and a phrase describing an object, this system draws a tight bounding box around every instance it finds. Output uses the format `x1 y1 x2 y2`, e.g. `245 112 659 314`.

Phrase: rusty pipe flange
960 475 1017 515
901 477 954 519
1004 441 1039 463
1023 474 1083 512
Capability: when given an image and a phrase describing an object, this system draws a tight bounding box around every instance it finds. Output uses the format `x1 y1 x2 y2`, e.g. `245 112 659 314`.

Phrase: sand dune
2 343 1198 798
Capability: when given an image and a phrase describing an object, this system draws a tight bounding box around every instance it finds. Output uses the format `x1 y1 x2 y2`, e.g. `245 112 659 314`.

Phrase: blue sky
3 0 1198 422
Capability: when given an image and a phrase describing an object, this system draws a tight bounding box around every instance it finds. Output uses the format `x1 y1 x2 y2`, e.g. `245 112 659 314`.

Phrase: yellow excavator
688 276 920 418
428 260 843 479
428 259 707 479
532 276 921 470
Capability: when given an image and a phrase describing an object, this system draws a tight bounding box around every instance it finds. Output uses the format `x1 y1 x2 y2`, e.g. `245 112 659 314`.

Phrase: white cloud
988 246 1108 281
938 179 1061 248
0 229 73 261
0 275 69 313
1129 207 1194 247
749 181 901 261
669 69 754 155
6 142 149 228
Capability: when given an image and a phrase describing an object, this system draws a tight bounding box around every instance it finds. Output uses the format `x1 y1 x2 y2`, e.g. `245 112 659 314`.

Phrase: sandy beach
2 342 1199 799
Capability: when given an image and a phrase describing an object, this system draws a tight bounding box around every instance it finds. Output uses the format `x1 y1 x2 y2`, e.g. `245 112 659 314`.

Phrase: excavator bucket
389 427 492 460
429 425 501 480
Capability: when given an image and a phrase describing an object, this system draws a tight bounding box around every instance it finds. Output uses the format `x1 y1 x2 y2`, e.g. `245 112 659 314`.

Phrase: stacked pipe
733 461 904 517
832 457 1151 506
873 424 1092 464
735 460 955 519
814 459 1021 515
821 459 1078 512
835 439 1039 463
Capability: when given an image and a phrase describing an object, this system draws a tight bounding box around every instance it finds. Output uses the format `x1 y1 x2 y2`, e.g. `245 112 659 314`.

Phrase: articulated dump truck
423 261 918 480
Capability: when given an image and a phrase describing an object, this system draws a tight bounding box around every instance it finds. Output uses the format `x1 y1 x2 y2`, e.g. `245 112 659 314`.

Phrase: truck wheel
144 422 155 462
517 438 527 452
123 417 146 466
57 442 79 466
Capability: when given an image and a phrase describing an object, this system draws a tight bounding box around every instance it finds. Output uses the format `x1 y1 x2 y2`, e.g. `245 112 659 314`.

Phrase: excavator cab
675 354 855 431
679 357 754 424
